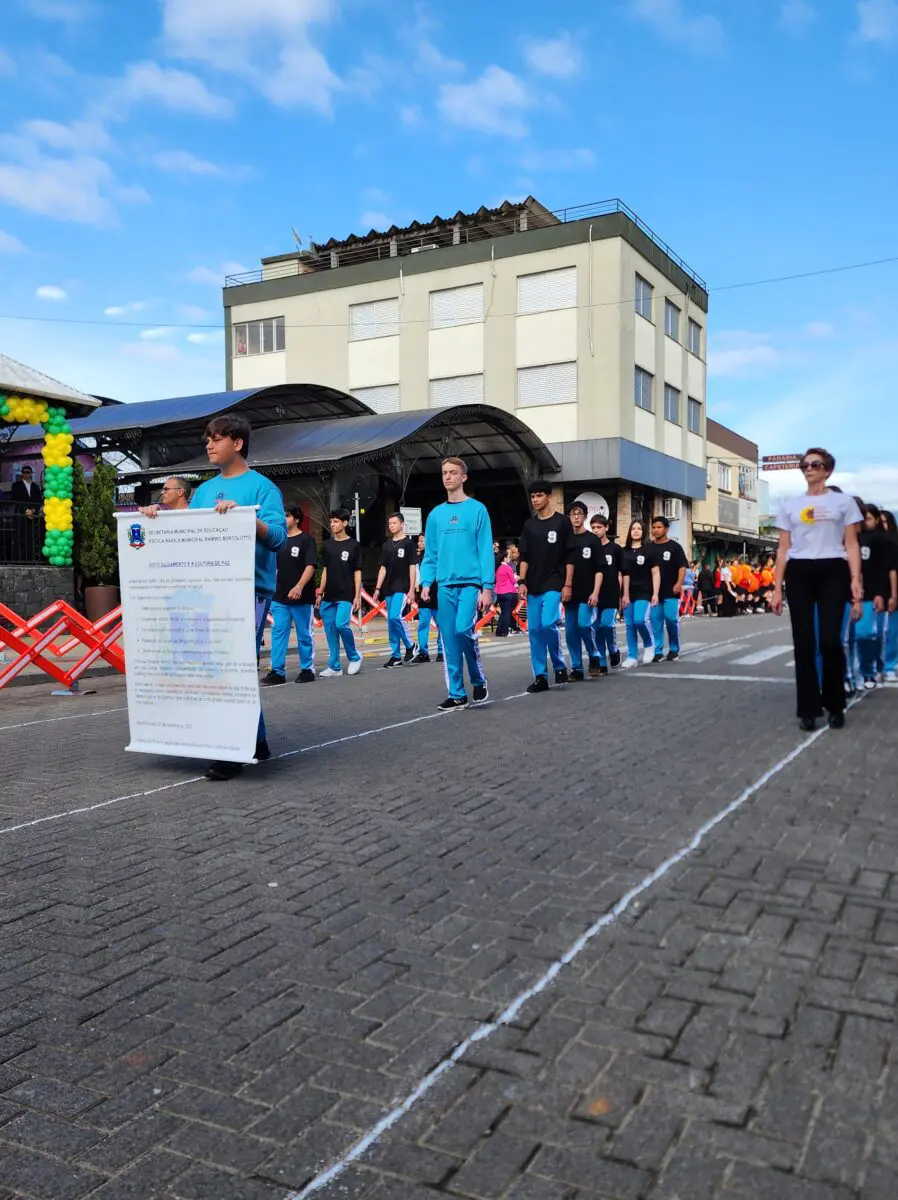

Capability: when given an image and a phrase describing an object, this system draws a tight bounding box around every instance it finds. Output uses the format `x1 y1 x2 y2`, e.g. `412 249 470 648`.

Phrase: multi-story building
222 197 708 541
692 418 774 560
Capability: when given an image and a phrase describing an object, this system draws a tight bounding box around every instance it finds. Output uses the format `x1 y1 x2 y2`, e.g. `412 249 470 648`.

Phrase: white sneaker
884 671 898 685
863 678 878 690
319 667 343 678
620 657 638 670
347 658 362 675
642 647 655 665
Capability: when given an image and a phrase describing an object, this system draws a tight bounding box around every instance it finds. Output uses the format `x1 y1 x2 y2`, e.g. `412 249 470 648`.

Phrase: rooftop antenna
292 227 303 249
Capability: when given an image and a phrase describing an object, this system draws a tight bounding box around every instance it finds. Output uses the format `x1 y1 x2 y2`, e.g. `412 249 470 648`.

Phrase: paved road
0 615 895 1199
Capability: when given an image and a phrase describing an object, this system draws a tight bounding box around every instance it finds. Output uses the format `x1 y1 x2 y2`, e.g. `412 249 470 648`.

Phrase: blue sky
1 0 897 504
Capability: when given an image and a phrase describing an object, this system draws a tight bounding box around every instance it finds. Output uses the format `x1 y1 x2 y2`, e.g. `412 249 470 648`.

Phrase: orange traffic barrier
0 600 124 690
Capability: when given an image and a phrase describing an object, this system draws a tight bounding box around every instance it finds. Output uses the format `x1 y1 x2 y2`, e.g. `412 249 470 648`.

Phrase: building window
349 297 400 340
634 367 653 411
430 283 483 329
663 384 680 424
739 464 757 501
516 362 577 408
351 384 400 414
687 318 702 357
664 300 680 342
718 463 732 492
517 266 577 314
233 316 285 357
635 274 653 321
430 373 484 409
687 396 702 434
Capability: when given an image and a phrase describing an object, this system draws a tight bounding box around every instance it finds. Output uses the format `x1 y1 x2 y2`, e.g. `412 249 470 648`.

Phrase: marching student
494 545 518 637
189 412 287 781
419 457 493 709
372 512 418 668
620 519 659 668
412 532 443 663
590 513 622 673
649 515 688 661
564 501 602 680
880 509 898 683
856 503 896 689
318 508 363 678
263 506 318 686
518 481 573 693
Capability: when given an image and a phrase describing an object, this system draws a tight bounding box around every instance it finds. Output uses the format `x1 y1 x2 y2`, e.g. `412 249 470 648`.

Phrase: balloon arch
1 393 75 567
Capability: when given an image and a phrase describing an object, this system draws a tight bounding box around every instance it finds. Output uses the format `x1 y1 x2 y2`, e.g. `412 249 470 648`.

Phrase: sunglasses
800 460 826 471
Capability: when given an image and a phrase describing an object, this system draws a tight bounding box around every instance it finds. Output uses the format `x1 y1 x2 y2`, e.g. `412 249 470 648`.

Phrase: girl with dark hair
619 519 660 668
880 510 898 683
772 447 863 731
856 503 895 689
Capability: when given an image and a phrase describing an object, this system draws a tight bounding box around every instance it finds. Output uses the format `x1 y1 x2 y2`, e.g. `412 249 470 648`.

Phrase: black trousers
785 558 850 719
495 594 515 636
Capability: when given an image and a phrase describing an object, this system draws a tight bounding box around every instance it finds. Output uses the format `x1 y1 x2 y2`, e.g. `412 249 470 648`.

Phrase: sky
1 0 897 506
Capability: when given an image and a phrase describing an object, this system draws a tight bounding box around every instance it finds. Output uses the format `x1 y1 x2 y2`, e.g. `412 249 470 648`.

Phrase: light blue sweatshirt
420 497 495 590
191 469 287 598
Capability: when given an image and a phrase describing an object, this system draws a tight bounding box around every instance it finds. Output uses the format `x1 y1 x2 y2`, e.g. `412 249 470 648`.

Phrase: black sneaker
554 668 569 685
436 653 445 663
570 669 585 682
438 696 468 711
382 656 402 669
588 658 601 678
527 675 550 694
610 650 621 668
403 646 416 664
471 682 489 705
598 665 609 676
652 653 664 664
296 669 316 683
828 712 845 729
666 651 680 662
254 738 271 761
261 670 286 686
411 651 431 664
205 761 244 781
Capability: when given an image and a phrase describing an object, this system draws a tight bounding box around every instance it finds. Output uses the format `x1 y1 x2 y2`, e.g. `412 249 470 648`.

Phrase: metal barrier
0 601 124 690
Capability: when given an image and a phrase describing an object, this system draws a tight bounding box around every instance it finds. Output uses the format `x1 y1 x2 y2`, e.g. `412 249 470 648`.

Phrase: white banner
115 508 260 763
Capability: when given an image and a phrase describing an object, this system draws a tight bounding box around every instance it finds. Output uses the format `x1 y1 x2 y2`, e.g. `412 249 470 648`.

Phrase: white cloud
176 303 211 320
162 0 342 115
399 104 424 127
856 0 898 42
710 343 784 378
139 327 171 340
122 341 181 363
153 149 222 176
520 146 595 172
830 465 898 510
804 320 836 340
359 210 391 230
113 61 233 118
0 151 148 225
523 33 582 78
416 40 464 73
438 66 533 138
36 284 67 300
187 331 223 344
779 0 817 32
628 0 724 54
104 300 150 316
0 230 26 253
19 118 110 153
187 261 248 285
0 48 15 77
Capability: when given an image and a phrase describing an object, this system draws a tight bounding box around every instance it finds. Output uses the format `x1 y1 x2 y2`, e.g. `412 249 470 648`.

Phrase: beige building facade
693 418 769 558
222 198 709 540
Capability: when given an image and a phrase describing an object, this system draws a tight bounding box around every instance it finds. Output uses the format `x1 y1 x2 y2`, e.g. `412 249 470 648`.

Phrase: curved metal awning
10 383 372 445
127 405 559 480
0 353 100 414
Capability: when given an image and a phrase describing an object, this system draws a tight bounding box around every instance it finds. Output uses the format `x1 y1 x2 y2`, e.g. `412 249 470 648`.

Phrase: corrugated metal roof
0 353 101 409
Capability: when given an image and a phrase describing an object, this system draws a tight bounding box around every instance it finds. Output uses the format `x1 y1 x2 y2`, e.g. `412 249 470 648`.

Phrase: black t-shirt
379 536 418 596
566 530 602 604
652 539 689 601
621 544 660 601
274 532 318 604
597 540 622 611
519 512 574 595
859 528 891 600
321 536 362 602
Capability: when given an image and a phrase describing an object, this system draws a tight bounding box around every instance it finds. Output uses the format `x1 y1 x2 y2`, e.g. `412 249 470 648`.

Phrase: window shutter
351 384 400 414
517 267 576 314
430 284 483 329
429 374 484 409
350 298 399 340
516 362 577 408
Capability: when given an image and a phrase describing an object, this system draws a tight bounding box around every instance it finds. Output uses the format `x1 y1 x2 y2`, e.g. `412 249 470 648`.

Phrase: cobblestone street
0 617 896 1199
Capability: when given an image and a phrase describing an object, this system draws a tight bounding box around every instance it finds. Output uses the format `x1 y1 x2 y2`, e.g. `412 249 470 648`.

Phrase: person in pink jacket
495 547 518 637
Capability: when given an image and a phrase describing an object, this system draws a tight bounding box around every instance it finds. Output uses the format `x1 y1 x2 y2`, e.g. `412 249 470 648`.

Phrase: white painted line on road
730 644 793 666
282 710 847 1199
0 706 126 732
625 673 792 685
685 643 751 662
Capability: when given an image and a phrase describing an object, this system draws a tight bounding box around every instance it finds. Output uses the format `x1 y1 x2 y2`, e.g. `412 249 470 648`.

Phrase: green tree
78 459 118 586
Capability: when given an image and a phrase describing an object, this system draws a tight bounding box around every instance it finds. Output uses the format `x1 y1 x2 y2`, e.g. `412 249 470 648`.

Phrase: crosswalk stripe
686 643 751 662
730 644 793 666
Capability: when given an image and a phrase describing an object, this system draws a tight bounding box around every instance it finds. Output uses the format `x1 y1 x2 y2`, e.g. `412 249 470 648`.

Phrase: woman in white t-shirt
772 447 862 731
